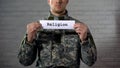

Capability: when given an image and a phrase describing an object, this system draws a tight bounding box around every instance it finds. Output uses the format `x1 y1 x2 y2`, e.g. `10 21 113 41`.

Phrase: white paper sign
39 20 75 29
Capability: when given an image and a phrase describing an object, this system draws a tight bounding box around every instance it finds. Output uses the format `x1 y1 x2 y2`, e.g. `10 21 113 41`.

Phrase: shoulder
67 16 82 23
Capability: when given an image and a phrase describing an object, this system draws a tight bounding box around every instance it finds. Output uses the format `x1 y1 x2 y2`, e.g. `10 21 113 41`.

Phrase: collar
47 10 69 20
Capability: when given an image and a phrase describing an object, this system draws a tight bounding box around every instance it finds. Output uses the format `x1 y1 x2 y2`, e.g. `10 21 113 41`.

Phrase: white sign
39 20 75 29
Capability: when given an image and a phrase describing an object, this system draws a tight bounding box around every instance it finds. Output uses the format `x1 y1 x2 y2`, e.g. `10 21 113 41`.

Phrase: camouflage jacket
18 11 97 68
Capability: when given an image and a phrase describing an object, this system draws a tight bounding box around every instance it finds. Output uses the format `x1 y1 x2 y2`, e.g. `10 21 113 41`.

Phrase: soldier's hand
74 23 88 42
27 21 42 43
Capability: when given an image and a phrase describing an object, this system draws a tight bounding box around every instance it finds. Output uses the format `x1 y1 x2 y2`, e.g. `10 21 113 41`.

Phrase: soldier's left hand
74 23 88 42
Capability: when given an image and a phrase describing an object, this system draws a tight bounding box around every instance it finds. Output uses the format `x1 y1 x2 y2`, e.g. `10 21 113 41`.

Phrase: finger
74 23 83 29
74 24 80 29
76 30 82 34
36 22 42 29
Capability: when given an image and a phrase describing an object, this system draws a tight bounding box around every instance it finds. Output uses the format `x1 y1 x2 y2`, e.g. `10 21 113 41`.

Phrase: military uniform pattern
18 11 97 68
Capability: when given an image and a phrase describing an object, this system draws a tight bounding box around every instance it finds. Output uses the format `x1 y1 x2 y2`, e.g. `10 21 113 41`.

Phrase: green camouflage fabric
18 11 97 68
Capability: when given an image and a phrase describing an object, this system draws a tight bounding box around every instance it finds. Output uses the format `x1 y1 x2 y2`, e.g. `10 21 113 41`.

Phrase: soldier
18 0 97 68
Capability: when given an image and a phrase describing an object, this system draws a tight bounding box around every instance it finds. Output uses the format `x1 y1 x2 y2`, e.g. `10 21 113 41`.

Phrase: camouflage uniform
18 11 97 68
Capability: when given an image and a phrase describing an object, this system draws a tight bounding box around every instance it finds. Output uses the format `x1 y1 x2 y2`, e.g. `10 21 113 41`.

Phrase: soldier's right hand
26 21 42 43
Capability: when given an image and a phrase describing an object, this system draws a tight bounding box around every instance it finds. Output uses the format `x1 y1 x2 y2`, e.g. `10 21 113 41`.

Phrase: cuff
25 36 36 46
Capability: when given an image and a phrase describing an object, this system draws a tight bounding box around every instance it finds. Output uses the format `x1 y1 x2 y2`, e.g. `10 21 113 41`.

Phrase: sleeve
18 34 37 66
80 31 97 66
